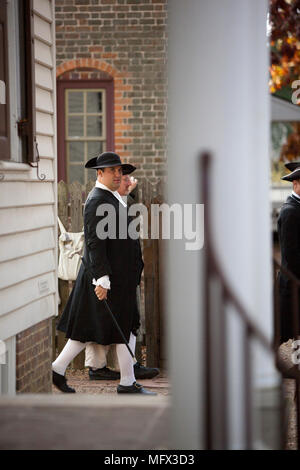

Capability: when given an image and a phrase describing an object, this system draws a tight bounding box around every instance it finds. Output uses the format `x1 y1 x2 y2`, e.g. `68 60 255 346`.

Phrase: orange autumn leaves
269 0 300 93
279 123 300 162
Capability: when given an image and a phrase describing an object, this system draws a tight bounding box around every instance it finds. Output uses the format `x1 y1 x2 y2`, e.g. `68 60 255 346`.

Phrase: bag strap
57 216 66 234
57 216 84 234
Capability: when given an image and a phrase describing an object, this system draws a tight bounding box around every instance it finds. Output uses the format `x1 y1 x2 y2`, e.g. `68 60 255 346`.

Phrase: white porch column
167 0 274 449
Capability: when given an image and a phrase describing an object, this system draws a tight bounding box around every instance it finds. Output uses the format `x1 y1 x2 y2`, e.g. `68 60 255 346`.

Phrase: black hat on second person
284 161 300 172
85 151 136 175
282 161 300 182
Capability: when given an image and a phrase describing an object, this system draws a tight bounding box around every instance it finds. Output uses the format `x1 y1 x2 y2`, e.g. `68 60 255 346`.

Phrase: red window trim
57 79 114 182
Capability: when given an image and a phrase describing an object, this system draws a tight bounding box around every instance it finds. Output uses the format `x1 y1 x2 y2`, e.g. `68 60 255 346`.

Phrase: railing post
244 326 252 449
201 152 212 449
273 260 281 350
201 151 288 450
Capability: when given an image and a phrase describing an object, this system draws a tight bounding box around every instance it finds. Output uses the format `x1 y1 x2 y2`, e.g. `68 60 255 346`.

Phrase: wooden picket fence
54 178 165 369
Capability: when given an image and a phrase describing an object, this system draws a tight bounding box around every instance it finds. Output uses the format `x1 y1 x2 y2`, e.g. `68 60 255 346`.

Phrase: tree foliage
269 0 300 92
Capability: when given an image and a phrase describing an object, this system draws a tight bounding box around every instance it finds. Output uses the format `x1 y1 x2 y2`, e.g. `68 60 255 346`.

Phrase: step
0 394 171 450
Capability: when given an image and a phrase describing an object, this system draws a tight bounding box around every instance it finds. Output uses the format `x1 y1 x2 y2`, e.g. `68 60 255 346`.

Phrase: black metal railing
201 152 300 449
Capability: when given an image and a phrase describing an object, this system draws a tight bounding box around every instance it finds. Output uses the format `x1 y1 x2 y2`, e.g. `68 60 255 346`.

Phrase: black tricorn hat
281 166 300 182
284 161 300 172
85 151 136 175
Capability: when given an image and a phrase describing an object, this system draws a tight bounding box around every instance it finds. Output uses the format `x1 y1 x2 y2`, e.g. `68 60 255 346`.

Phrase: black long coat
277 194 300 343
57 187 144 345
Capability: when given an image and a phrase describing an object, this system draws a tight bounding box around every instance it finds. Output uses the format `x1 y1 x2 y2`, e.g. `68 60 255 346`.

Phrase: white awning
271 95 300 121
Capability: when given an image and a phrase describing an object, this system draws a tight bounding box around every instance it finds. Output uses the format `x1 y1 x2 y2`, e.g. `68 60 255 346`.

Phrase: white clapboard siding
0 205 54 236
30 158 54 180
0 181 54 208
0 227 55 263
36 158 54 180
35 64 53 90
36 88 53 113
0 0 57 349
0 159 54 182
0 293 55 340
0 272 56 318
36 111 54 136
36 134 54 158
34 39 53 68
33 0 52 23
34 15 51 43
0 250 55 290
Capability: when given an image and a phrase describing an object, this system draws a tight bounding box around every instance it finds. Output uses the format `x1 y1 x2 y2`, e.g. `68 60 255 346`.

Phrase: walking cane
81 257 137 362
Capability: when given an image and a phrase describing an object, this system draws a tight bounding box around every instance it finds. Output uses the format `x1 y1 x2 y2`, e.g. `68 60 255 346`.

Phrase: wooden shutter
17 0 37 163
24 0 37 163
0 2 10 160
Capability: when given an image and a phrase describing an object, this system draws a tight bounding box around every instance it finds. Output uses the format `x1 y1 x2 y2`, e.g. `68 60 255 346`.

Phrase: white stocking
116 333 136 386
52 339 86 376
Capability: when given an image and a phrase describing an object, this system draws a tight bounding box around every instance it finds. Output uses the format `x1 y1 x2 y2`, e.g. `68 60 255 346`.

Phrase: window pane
69 164 84 185
68 116 84 137
68 91 83 113
69 141 84 162
87 91 102 113
87 116 103 137
87 167 97 181
87 141 104 159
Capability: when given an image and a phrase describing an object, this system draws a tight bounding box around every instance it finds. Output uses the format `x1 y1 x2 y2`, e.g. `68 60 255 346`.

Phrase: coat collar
88 187 126 209
287 194 300 208
95 181 127 207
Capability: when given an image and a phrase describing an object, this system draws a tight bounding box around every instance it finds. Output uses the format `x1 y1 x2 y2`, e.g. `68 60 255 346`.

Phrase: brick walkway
52 368 170 396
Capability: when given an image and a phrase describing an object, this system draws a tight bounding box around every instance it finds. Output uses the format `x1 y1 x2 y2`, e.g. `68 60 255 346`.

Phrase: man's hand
94 285 108 301
128 176 138 194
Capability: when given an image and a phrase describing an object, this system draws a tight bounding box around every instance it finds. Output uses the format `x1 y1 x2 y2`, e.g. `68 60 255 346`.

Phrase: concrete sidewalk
0 393 171 450
0 371 171 450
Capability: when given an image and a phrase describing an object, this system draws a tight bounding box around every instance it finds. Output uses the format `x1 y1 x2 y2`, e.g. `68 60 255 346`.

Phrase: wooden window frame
57 79 114 183
66 88 107 185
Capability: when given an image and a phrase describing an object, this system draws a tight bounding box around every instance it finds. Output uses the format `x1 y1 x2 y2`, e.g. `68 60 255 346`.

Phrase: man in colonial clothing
278 161 300 344
52 152 156 395
84 173 160 381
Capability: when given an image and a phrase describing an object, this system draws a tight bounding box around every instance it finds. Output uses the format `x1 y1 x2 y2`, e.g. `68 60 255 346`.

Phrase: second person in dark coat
278 162 300 344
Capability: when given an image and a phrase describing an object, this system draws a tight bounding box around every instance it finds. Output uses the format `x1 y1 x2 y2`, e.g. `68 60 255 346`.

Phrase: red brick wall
55 0 167 181
16 319 53 393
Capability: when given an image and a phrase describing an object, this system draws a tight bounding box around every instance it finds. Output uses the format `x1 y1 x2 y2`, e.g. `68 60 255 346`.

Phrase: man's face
293 179 300 196
97 166 122 191
118 175 131 196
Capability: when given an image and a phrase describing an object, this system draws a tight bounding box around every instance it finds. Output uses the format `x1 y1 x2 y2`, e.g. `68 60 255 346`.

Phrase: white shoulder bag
57 217 84 281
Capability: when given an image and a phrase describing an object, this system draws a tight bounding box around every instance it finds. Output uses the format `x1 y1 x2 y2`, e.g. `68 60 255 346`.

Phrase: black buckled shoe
117 381 157 395
52 370 76 393
88 366 120 380
134 362 160 380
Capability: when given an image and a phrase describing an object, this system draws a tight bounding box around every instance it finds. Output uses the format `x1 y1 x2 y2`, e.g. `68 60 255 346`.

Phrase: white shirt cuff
92 275 110 289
